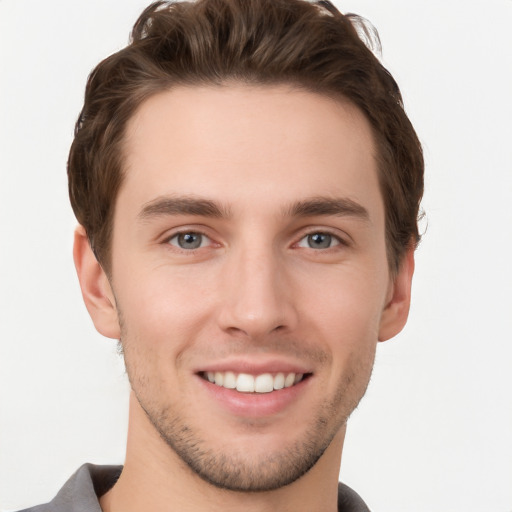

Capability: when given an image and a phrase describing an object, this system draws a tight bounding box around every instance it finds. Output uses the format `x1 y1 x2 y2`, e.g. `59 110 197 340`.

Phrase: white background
1 0 511 510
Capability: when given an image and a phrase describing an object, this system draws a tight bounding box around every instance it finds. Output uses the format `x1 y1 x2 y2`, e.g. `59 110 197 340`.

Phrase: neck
100 392 345 512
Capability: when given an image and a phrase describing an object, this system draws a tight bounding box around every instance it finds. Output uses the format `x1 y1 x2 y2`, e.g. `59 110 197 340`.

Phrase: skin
74 85 414 512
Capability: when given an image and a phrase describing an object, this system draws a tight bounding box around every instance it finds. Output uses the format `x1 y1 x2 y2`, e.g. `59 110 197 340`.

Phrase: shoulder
338 481 371 512
15 463 122 512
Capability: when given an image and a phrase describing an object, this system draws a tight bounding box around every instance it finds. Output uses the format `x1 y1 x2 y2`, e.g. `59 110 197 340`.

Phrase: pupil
179 233 201 249
308 233 331 249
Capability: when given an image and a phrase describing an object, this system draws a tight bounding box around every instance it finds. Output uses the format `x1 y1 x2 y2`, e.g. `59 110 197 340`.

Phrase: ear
73 225 121 339
378 247 415 342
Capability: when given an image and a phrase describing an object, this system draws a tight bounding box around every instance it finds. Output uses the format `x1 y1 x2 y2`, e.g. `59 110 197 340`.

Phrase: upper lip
194 357 313 375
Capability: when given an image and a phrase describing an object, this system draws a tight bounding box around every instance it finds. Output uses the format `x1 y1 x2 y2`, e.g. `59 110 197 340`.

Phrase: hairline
95 80 403 276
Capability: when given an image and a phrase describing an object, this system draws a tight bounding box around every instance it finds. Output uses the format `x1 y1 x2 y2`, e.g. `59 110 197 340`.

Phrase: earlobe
378 247 415 342
73 226 121 339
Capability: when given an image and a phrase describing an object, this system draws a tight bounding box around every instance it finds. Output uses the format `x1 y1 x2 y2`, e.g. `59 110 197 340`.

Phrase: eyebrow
137 195 369 222
138 196 231 221
286 197 370 221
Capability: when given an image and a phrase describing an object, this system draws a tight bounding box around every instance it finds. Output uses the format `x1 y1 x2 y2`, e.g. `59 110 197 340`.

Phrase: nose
217 243 299 339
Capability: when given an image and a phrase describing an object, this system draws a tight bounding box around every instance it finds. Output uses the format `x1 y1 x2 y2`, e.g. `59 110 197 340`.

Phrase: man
20 0 423 510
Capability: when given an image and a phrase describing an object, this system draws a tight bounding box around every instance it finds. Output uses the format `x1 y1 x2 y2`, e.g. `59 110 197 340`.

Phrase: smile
201 371 308 393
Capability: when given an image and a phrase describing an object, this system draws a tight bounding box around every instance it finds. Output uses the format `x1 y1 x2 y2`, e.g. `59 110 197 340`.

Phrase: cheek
310 288 379 399
300 265 387 334
115 263 218 350
296 265 386 378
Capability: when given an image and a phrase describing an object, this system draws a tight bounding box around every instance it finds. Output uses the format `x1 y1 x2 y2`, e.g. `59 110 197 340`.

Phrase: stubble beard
122 338 375 493
136 390 347 492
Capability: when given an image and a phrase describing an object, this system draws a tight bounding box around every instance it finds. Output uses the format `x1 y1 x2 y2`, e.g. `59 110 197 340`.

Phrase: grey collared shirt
17 463 370 512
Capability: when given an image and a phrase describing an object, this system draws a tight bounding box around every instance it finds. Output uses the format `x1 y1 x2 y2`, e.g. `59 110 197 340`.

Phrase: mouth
199 371 312 393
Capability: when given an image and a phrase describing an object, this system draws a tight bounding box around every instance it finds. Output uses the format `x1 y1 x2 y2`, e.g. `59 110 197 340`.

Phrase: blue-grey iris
308 233 332 249
178 232 202 249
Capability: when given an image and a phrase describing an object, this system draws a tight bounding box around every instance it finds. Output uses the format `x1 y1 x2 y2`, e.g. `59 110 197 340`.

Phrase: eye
168 231 210 250
297 232 341 249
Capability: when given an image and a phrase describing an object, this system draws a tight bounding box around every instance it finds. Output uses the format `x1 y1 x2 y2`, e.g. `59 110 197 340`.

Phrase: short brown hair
68 0 424 273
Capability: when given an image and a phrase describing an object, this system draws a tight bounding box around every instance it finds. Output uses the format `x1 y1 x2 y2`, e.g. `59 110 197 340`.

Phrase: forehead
120 84 382 220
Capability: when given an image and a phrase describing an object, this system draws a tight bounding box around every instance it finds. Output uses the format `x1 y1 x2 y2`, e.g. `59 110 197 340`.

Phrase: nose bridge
218 234 296 338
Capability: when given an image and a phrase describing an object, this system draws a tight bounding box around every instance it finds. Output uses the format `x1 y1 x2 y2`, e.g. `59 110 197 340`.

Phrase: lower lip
196 375 311 418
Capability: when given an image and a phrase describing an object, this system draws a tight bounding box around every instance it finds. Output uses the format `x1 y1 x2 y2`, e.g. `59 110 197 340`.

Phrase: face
80 85 412 492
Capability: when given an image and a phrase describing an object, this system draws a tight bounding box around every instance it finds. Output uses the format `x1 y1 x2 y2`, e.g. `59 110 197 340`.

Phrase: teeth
284 373 295 388
205 371 305 393
254 373 273 393
223 371 236 389
274 372 285 390
236 373 255 392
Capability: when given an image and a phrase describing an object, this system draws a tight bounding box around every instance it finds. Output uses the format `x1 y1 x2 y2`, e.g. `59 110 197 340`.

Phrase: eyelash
295 230 347 250
164 228 348 252
165 230 215 251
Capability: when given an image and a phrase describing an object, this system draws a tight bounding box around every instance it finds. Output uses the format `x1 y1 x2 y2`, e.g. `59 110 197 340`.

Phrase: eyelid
167 231 211 249
296 233 339 249
293 227 351 249
162 226 219 250
159 225 350 251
